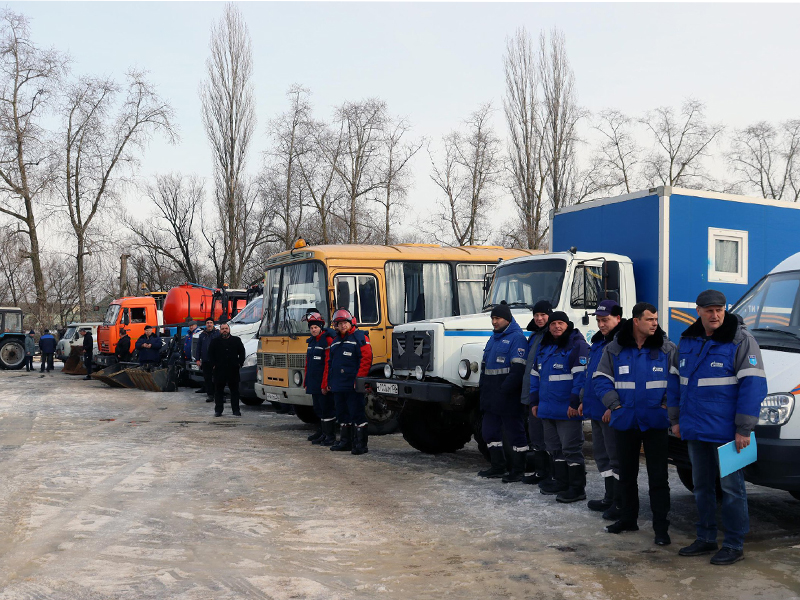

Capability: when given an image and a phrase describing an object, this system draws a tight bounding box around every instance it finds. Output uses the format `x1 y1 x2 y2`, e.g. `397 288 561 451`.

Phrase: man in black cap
135 325 163 370
671 289 767 565
24 330 35 371
520 300 553 485
79 328 94 380
115 328 132 363
478 301 530 482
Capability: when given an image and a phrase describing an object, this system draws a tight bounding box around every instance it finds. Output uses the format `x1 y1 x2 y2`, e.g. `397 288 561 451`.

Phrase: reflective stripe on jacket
305 328 333 395
327 328 372 392
581 321 624 421
480 319 529 415
529 325 589 421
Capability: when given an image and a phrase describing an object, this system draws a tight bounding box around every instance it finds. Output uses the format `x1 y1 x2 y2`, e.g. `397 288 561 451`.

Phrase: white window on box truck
727 252 800 498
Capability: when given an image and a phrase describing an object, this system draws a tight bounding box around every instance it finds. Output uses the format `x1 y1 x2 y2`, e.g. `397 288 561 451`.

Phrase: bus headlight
758 393 795 426
242 353 257 368
458 359 471 380
257 369 263 383
293 371 303 387
414 365 424 381
384 364 393 378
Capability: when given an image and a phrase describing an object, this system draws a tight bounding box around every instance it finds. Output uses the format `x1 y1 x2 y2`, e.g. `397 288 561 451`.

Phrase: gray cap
696 289 726 307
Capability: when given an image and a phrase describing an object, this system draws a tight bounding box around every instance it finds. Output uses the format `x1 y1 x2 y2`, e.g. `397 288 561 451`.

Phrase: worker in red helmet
324 308 373 455
302 312 336 446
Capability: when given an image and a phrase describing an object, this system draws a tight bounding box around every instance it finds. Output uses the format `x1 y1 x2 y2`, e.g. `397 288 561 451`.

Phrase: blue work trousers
333 390 366 425
312 392 336 420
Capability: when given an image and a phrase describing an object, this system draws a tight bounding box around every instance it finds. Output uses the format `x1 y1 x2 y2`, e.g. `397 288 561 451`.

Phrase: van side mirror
603 261 620 297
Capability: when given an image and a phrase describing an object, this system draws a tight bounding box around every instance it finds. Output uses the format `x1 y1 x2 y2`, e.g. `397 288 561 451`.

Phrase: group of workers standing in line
480 290 767 566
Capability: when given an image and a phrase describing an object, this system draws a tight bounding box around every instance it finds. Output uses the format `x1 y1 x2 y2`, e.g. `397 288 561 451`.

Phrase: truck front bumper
356 377 452 404
254 383 311 406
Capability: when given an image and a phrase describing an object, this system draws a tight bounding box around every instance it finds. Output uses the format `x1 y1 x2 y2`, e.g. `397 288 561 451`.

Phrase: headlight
257 369 263 383
758 393 795 426
414 365 424 381
458 359 471 380
384 364 393 378
293 371 303 387
242 353 257 368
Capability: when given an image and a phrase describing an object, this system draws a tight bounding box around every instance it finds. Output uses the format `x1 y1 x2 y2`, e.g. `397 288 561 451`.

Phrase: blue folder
718 433 757 478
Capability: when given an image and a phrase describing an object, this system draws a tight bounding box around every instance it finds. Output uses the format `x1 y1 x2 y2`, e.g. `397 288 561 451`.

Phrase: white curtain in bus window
457 264 489 315
385 262 406 324
715 239 739 273
422 262 453 319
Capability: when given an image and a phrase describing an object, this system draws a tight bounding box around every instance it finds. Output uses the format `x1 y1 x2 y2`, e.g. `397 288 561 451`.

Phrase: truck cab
0 307 26 369
96 296 162 367
358 251 636 454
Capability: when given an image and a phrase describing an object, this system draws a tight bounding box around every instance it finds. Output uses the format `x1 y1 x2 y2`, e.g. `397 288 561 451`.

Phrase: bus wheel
399 400 472 454
0 339 25 370
294 404 320 424
790 491 800 501
365 392 399 436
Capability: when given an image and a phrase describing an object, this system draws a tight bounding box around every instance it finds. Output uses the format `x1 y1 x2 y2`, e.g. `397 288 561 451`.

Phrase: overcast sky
11 1 800 237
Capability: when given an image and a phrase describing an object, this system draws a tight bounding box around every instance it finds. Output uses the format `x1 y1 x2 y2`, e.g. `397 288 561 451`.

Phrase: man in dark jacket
580 299 624 519
207 322 246 417
182 320 198 362
115 328 132 362
135 326 163 369
80 328 94 380
593 302 679 545
478 301 530 482
529 312 590 502
24 330 35 371
520 300 553 485
671 290 767 565
303 312 335 446
38 329 56 374
196 318 220 402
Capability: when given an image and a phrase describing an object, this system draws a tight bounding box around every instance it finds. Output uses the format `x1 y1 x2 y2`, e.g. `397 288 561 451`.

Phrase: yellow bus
254 243 540 433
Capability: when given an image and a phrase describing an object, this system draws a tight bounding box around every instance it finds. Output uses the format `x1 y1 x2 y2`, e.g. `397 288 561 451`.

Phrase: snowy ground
1 365 800 600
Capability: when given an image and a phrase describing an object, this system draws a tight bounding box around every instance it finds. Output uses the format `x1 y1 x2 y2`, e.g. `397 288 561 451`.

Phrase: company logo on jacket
652 366 663 372
710 361 724 368
553 363 564 369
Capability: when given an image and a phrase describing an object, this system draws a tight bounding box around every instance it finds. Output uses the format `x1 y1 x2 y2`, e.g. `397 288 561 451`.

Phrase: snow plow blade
126 366 179 393
91 363 138 388
61 347 86 375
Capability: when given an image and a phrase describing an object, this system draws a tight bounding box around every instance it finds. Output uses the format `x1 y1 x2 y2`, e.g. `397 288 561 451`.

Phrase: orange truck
95 284 251 368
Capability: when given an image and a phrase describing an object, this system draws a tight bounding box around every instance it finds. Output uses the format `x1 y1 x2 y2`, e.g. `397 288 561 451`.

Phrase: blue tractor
0 307 26 369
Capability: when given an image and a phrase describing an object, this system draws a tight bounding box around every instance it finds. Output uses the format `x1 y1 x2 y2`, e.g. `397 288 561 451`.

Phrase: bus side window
358 276 379 325
336 279 352 312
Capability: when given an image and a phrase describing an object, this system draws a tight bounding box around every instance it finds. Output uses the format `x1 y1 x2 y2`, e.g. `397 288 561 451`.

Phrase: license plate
376 382 398 395
266 393 279 402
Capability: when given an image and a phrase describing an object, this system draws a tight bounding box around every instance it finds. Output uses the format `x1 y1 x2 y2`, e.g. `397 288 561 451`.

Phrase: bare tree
0 10 68 315
593 109 640 195
376 116 422 245
0 222 31 306
430 104 501 246
727 120 800 202
200 3 256 286
127 173 206 282
296 122 342 245
641 99 724 188
328 99 387 243
503 27 548 249
539 28 583 212
61 71 176 319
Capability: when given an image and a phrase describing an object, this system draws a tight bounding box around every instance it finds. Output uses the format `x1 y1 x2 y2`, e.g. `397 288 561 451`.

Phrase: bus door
333 272 386 363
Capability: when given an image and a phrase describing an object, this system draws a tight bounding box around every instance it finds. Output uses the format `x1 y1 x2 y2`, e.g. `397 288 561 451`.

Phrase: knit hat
28 329 34 335
490 301 513 323
549 311 569 325
531 300 553 316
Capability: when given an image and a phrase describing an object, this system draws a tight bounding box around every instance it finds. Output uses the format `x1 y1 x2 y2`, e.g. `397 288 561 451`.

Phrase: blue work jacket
479 319 529 415
529 325 589 421
305 328 334 395
135 333 163 364
581 321 624 421
327 328 372 393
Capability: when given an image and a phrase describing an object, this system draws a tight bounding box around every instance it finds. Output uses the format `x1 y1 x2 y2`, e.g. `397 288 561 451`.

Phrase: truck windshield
484 258 566 310
229 297 263 325
732 270 800 351
63 326 77 341
259 262 327 336
103 304 121 326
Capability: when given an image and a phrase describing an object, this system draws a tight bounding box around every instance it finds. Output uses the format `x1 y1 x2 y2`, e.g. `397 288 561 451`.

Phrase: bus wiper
751 328 800 340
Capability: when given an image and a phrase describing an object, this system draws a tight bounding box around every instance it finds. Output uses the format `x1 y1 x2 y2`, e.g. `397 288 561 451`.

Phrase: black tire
0 338 26 370
294 404 320 424
399 400 473 454
364 391 399 436
789 491 800 501
241 397 265 406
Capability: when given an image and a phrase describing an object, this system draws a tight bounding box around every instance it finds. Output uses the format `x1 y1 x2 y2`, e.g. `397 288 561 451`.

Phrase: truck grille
258 352 287 368
288 353 306 369
391 330 434 372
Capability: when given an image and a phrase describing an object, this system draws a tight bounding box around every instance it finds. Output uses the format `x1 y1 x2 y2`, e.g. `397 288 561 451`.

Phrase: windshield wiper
750 327 800 340
505 302 531 308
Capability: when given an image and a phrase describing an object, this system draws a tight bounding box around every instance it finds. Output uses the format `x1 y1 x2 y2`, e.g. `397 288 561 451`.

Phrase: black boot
556 464 587 503
315 419 336 446
307 428 324 442
522 450 550 485
653 517 671 546
588 476 614 511
540 460 569 495
478 446 507 478
602 477 622 520
502 449 528 483
330 423 353 452
352 424 369 455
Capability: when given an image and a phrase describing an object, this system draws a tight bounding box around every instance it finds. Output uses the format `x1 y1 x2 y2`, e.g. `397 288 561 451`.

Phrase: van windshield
229 297 263 325
63 326 77 341
484 258 566 311
103 304 121 326
731 270 800 351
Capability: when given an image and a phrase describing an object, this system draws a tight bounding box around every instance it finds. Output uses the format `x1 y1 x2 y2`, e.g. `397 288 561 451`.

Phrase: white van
55 322 100 361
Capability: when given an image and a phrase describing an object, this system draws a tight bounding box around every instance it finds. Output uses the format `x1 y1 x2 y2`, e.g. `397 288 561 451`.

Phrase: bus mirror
603 261 620 297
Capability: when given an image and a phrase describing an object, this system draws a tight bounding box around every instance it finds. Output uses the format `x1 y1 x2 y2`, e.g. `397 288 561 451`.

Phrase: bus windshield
259 262 327 336
484 258 566 311
731 270 800 351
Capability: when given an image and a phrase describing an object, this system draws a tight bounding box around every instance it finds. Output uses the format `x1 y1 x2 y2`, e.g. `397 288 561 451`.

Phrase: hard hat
332 308 354 324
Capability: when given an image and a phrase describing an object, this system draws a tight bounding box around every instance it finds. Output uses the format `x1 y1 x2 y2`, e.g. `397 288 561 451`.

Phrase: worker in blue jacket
529 311 590 503
303 312 335 446
477 301 530 482
671 290 767 565
135 325 163 369
38 329 56 373
593 302 679 545
182 320 198 362
580 299 624 520
520 300 553 485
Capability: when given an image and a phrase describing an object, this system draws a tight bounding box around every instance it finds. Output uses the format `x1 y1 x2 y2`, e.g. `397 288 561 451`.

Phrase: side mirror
603 261 620 296
582 312 590 326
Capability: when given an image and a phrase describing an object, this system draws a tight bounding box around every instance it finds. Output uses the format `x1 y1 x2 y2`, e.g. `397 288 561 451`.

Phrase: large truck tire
241 397 265 406
790 491 800 501
365 391 399 436
294 404 320 424
399 400 473 454
0 338 26 370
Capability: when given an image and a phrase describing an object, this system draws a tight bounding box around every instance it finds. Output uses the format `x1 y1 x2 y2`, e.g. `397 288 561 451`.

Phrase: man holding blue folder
670 289 768 565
